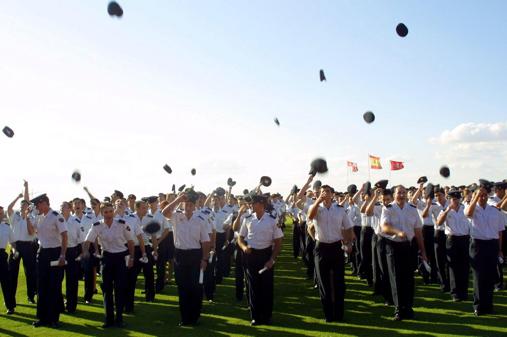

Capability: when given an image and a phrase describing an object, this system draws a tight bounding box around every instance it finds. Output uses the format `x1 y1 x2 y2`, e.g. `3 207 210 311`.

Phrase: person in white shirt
380 186 427 321
238 194 283 326
308 184 354 322
0 205 16 314
82 202 135 328
436 188 470 302
161 189 210 326
6 181 37 304
487 181 507 291
465 181 504 316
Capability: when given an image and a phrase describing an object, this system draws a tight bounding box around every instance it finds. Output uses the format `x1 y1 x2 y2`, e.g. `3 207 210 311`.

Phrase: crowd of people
0 175 505 330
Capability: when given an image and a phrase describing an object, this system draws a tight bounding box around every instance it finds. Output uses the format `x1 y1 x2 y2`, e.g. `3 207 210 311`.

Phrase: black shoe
50 322 61 329
393 312 402 321
27 297 36 304
102 322 114 328
404 308 414 319
6 309 14 315
116 321 126 328
32 320 46 328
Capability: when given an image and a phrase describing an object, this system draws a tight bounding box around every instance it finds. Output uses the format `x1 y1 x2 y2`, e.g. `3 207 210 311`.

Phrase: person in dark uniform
162 189 210 326
237 194 283 326
380 186 427 321
29 194 68 328
436 188 470 301
0 206 16 314
307 184 354 322
82 202 135 328
465 181 504 316
6 181 37 304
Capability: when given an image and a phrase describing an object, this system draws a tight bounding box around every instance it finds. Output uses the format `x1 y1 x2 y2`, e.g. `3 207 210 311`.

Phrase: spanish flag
369 155 382 170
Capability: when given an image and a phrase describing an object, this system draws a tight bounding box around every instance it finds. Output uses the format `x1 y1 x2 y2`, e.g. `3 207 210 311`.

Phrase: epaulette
86 215 93 219
221 209 228 213
129 214 135 218
52 211 59 216
245 214 252 219
386 204 392 208
410 204 417 208
335 204 343 208
75 218 81 223
147 214 154 218
269 214 276 219
202 209 211 214
93 221 101 226
118 219 126 224
375 202 381 206
176 209 183 213
15 211 20 216
198 215 204 221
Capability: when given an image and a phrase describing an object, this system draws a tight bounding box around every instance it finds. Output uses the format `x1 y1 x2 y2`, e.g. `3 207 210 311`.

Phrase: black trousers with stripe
244 247 274 324
174 248 203 324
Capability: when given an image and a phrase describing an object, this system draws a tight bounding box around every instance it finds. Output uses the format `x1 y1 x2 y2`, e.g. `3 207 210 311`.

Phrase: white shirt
440 205 470 236
380 202 422 242
239 212 284 249
119 213 144 246
488 195 507 228
171 210 210 249
347 203 362 227
66 215 85 248
312 204 353 243
85 219 134 253
33 209 68 249
8 211 36 242
467 203 504 240
0 222 14 249
148 208 171 237
214 207 231 233
372 204 383 234
73 213 95 236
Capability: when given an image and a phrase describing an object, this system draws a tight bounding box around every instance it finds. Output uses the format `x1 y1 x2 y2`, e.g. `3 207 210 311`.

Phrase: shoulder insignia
118 219 126 224
269 214 276 219
52 211 59 216
410 204 417 208
15 211 20 216
86 215 93 219
75 218 81 223
176 209 183 213
198 215 204 221
335 204 343 208
222 210 227 213
202 209 210 214
386 204 392 208
93 221 101 226
147 214 154 218
58 217 64 223
80 226 85 232
126 226 131 231
375 202 381 206
245 214 252 219
129 214 135 218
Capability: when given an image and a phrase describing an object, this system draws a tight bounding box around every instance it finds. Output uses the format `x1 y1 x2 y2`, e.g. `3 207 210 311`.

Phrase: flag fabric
390 160 405 171
347 161 358 172
369 155 382 169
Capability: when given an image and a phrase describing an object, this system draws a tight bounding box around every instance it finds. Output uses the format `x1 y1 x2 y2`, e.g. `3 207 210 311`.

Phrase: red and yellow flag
369 155 382 170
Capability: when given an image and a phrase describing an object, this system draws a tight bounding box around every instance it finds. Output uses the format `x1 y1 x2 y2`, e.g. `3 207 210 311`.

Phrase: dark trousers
299 221 307 260
215 232 227 283
385 240 414 314
446 235 469 300
292 222 301 258
376 237 393 304
0 249 16 310
101 251 127 324
64 246 81 312
419 226 437 283
156 232 174 292
83 245 97 302
174 248 203 324
314 241 345 321
8 240 37 300
470 238 499 313
350 226 362 275
36 247 64 324
359 226 374 283
234 244 245 301
434 230 450 291
142 246 155 301
203 251 216 301
371 234 382 295
495 228 506 289
304 224 315 279
244 247 274 324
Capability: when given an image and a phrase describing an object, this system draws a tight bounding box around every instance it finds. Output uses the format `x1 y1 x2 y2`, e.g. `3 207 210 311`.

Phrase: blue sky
1 1 506 205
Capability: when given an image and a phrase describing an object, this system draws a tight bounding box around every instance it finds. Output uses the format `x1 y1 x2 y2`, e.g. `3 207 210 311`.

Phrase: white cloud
431 122 507 144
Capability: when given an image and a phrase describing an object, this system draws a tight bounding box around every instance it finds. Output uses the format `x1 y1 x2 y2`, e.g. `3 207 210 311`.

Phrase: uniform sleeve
223 213 233 226
380 207 391 226
134 223 143 236
78 225 86 244
199 220 210 243
56 216 68 234
8 226 15 244
414 208 423 229
123 225 135 242
239 218 248 237
342 209 354 230
85 226 98 242
272 220 284 240
497 209 505 232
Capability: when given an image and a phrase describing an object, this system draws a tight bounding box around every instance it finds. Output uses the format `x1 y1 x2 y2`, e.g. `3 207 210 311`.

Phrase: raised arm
365 189 381 216
7 193 23 218
307 196 323 221
161 193 186 218
465 190 481 218
23 180 29 202
411 183 424 205
83 186 97 201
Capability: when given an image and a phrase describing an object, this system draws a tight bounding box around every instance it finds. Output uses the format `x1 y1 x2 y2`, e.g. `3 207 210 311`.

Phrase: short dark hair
321 185 335 193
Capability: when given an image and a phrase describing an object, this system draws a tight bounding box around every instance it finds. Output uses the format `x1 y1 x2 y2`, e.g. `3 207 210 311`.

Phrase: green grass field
1 226 506 337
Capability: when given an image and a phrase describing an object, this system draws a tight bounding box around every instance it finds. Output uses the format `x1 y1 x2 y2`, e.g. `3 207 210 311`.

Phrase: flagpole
367 154 371 181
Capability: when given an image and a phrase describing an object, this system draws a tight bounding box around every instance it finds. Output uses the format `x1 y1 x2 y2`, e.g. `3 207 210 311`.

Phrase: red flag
347 161 358 172
369 155 382 170
390 160 404 171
